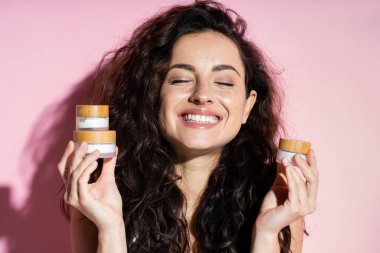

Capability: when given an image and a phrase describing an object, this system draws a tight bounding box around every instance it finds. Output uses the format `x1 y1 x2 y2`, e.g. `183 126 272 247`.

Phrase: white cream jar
73 130 116 158
276 138 311 165
76 105 109 130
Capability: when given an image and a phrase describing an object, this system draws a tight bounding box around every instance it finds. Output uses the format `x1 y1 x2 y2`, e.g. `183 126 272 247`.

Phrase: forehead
170 31 245 72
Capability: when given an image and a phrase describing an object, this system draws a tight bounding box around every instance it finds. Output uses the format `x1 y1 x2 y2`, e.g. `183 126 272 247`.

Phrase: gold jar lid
76 105 109 117
278 138 311 154
73 130 116 143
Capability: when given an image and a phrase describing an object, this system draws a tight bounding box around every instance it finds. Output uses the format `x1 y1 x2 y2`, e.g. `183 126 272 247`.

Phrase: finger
278 172 288 185
64 191 69 203
307 149 318 175
294 149 317 173
57 141 75 184
99 146 118 180
294 152 318 201
291 167 308 207
281 158 290 167
66 142 89 201
306 150 318 205
278 158 292 186
285 165 298 206
69 142 89 173
293 154 314 183
293 166 317 215
77 160 99 203
67 149 100 204
71 150 100 182
307 149 317 166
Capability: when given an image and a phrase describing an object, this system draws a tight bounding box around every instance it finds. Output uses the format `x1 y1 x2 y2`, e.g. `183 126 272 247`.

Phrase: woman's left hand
254 149 319 236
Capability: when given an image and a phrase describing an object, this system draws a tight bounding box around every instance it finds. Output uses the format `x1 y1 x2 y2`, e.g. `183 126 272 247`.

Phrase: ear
242 90 257 124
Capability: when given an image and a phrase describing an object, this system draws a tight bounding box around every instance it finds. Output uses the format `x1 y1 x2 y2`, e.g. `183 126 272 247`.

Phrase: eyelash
170 80 234 87
169 80 191 84
216 82 234 87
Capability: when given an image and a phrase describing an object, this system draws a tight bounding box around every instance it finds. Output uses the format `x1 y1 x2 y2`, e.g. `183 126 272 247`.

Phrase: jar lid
278 138 311 154
76 105 109 117
73 130 116 143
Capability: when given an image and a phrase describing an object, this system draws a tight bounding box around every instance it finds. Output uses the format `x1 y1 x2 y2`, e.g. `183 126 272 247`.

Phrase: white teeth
183 114 218 124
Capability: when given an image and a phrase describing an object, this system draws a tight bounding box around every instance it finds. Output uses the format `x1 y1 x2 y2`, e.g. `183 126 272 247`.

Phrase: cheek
158 92 181 131
158 90 168 128
158 100 171 131
220 93 247 120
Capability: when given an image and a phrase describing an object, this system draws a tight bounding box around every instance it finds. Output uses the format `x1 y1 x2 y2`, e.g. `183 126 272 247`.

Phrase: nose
189 81 213 105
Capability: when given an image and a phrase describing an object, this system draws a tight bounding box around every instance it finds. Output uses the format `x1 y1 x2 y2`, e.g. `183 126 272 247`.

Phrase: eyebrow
168 63 241 77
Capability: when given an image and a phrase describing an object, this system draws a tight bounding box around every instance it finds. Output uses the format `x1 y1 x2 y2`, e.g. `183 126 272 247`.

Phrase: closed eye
169 80 192 85
216 82 234 87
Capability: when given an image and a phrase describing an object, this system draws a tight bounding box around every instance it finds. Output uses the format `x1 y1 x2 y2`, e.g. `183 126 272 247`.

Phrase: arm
70 209 127 253
97 224 127 253
289 218 304 253
70 209 98 253
251 150 318 253
251 218 304 253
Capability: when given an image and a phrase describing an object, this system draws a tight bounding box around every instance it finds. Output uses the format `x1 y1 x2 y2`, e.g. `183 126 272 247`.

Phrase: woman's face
159 31 256 159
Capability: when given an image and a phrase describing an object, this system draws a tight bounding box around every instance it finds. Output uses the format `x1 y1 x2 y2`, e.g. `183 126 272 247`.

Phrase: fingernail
80 142 86 149
297 154 307 161
282 158 290 165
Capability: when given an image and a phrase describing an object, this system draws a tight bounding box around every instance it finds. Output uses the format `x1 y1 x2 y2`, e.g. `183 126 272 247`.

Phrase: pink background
1 0 379 252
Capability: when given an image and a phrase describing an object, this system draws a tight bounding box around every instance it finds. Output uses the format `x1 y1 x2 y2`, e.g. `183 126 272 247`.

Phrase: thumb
100 146 118 179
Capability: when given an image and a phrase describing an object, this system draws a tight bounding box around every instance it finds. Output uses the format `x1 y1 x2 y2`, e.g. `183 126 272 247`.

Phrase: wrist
96 218 125 235
98 222 126 236
253 229 278 241
251 228 280 253
253 219 282 236
98 224 127 253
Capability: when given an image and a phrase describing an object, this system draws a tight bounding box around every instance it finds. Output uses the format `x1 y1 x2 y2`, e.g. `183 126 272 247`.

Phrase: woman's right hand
57 141 124 233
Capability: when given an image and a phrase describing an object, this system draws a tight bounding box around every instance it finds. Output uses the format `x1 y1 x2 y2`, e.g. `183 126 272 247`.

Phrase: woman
57 1 318 252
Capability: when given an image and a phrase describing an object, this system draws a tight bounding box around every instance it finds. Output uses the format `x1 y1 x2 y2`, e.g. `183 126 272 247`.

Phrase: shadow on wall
0 70 101 253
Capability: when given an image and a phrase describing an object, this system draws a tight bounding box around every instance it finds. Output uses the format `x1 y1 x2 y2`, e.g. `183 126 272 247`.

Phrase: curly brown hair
74 1 290 252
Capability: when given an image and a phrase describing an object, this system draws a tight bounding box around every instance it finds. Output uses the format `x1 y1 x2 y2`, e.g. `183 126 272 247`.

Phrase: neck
173 149 221 247
174 150 221 208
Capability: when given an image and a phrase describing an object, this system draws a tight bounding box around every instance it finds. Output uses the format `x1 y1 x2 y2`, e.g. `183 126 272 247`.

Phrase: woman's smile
179 107 222 129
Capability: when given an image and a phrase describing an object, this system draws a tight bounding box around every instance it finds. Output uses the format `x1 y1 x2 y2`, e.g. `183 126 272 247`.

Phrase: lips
182 114 218 124
178 108 222 128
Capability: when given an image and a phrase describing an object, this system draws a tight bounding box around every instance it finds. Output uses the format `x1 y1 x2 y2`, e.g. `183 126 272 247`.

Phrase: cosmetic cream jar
76 105 109 130
276 138 311 165
73 130 116 158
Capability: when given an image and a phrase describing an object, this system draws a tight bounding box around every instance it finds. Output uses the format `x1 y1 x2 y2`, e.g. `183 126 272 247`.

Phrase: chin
174 138 226 156
162 130 236 157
